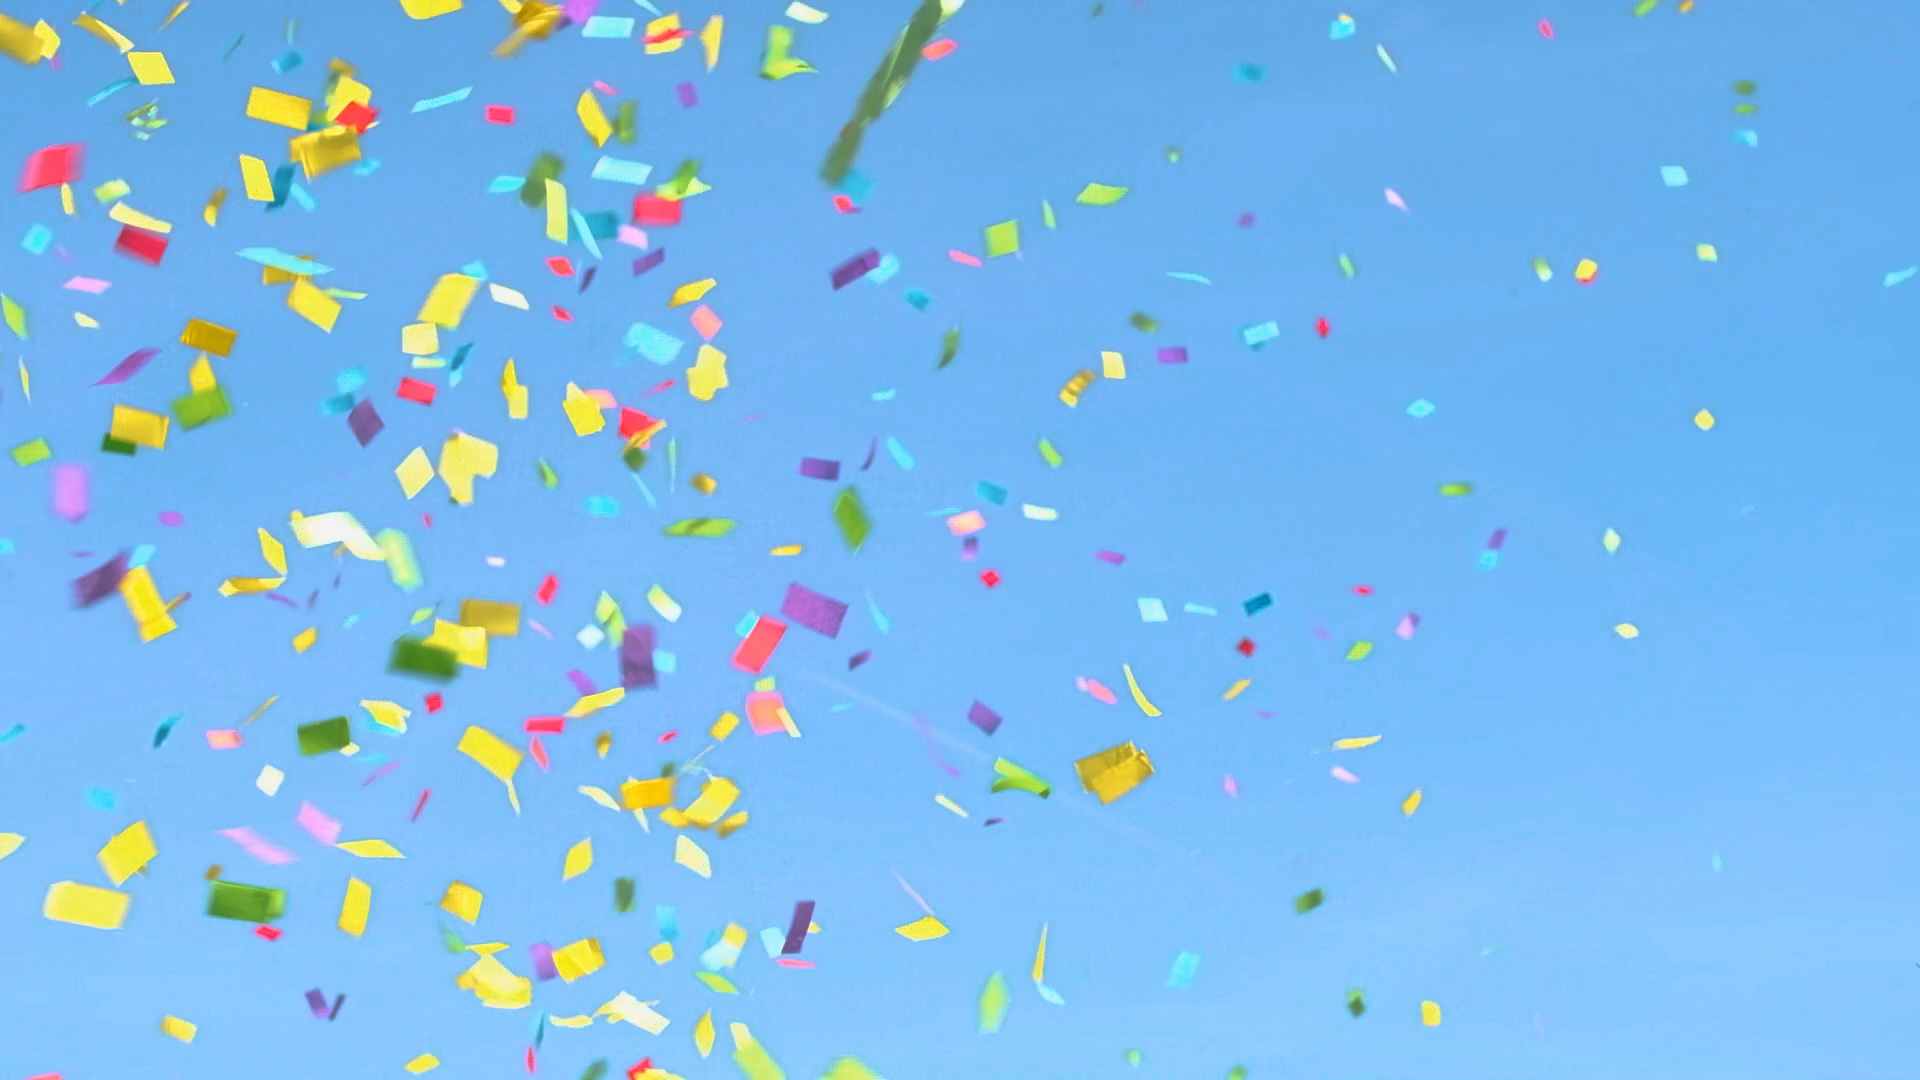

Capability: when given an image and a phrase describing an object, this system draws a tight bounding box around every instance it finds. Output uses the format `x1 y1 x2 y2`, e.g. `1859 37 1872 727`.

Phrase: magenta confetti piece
566 669 598 696
219 827 297 865
295 801 342 846
780 583 848 638
1487 528 1507 549
966 700 1002 735
562 0 599 23
1395 613 1419 640
529 942 559 981
676 80 698 107
158 510 184 526
51 463 88 522
830 249 881 290
93 347 160 385
1156 346 1188 364
1223 774 1239 797
1095 550 1126 565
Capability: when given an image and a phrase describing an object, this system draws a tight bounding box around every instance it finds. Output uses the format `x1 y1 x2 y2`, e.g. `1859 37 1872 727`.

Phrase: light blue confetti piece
1183 603 1218 616
88 77 137 106
1406 398 1435 418
835 169 875 204
1138 597 1168 623
734 611 760 637
289 183 315 211
1478 551 1500 570
866 592 891 634
867 254 902 285
632 474 657 508
872 389 897 401
884 436 915 471
904 288 930 310
829 702 854 712
582 14 636 37
1233 64 1265 83
460 261 489 281
570 209 603 259
272 48 304 73
0 539 14 555
591 156 653 185
21 224 52 255
926 507 963 517
1240 320 1279 350
634 0 662 14
668 438 678 492
652 650 676 674
584 496 621 516
342 613 362 629
1167 951 1201 989
85 788 116 810
759 927 786 958
1660 165 1689 187
0 722 23 742
412 86 473 112
1329 14 1356 39
1711 854 1724 872
1166 271 1212 284
320 393 356 416
656 905 679 942
1733 129 1758 147
336 368 368 394
1883 266 1918 288
130 544 156 569
487 176 524 194
237 248 333 275
352 159 382 177
625 322 685 364
976 481 1008 505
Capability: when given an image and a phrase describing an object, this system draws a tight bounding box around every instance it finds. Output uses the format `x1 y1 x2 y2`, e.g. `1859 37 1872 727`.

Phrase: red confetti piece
633 194 682 226
535 574 559 605
396 378 436 405
485 104 515 124
618 407 656 439
732 616 788 675
545 256 574 276
657 729 678 743
1353 585 1374 596
424 692 443 713
551 305 573 322
1236 637 1256 657
528 736 550 772
254 925 282 941
980 569 1002 588
524 716 565 734
1537 18 1555 38
19 143 83 192
114 225 168 265
410 789 430 821
921 37 958 60
421 513 434 528
831 193 856 213
625 1060 654 1080
773 956 816 969
948 250 984 267
1315 317 1331 338
525 1047 537 1074
641 379 675 396
333 101 378 133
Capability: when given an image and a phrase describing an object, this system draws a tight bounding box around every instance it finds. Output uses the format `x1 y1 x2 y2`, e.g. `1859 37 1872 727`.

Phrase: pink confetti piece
593 79 618 95
1385 188 1408 212
1330 766 1360 784
63 275 112 294
689 303 722 340
51 464 88 523
587 387 618 408
1395 613 1419 640
295 801 342 846
219 827 298 865
617 225 647 249
411 789 430 821
774 957 816 969
1537 18 1555 38
1077 677 1118 705
1223 774 1239 797
158 510 184 526
359 761 401 786
947 250 984 267
205 729 243 749
1095 550 1126 565
527 620 553 639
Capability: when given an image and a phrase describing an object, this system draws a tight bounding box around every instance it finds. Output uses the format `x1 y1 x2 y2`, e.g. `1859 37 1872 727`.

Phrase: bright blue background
3 1 1919 1077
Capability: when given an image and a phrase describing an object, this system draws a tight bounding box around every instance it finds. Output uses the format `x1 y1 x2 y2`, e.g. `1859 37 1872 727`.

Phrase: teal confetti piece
486 176 524 194
569 208 603 259
1166 271 1212 284
590 157 652 185
584 496 621 516
412 87 474 113
153 713 182 748
884 436 915 471
1406 398 1435 418
0 723 23 744
89 78 138 106
866 592 890 634
86 788 116 810
1166 950 1201 989
21 224 52 254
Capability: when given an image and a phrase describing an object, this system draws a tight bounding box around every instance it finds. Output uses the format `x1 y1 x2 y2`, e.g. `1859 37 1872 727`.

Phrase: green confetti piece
1345 640 1373 662
172 387 232 429
518 152 564 208
1128 311 1159 332
1074 182 1128 206
1732 79 1756 95
832 487 872 552
437 922 468 954
1438 482 1473 496
206 880 286 923
615 100 637 144
978 972 1010 1033
1632 0 1659 14
984 219 1019 258
1041 200 1056 229
1038 439 1063 468
1346 988 1367 1017
537 459 559 488
1125 1049 1143 1066
388 638 458 681
819 0 951 185
10 439 52 466
695 970 740 994
661 517 737 538
821 1059 882 1080
101 435 137 456
937 325 961 369
1227 1068 1248 1080
1338 253 1356 279
2 293 26 340
989 757 1051 798
296 716 351 756
1294 888 1325 914
614 877 635 912
733 1033 786 1080
579 1060 608 1080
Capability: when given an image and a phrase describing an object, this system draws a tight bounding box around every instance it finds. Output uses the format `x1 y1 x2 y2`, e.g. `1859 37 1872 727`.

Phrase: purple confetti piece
328 994 345 1021
961 536 978 560
632 248 665 275
847 650 871 670
93 347 160 386
620 625 657 689
566 669 598 697
798 457 840 481
265 592 298 608
529 942 559 981
71 551 128 608
782 900 815 954
562 0 599 23
966 700 1002 736
860 438 877 471
1156 346 1188 364
779 583 848 638
578 266 597 293
304 989 330 1018
52 463 88 522
1095 550 1126 565
830 248 881 290
1488 528 1508 550
347 399 383 446
676 81 698 107
159 510 184 526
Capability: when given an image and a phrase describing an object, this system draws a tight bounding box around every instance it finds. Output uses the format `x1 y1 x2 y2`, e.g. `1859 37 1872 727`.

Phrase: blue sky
3 1 1920 1078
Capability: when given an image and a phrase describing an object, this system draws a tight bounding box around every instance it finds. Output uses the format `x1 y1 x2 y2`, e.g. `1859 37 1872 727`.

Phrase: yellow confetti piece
404 1054 440 1074
120 565 177 641
400 0 462 19
395 447 434 498
1574 258 1599 284
292 627 317 653
238 155 274 201
710 711 740 740
501 359 529 418
460 727 524 785
699 14 722 68
1695 243 1718 262
1332 736 1381 750
668 278 717 307
544 178 568 243
43 880 130 929
934 794 968 818
688 343 729 401
287 278 341 332
578 785 621 811
0 11 44 64
1120 663 1162 717
1031 923 1049 984
695 970 740 994
1346 640 1374 661
74 12 135 52
567 686 625 718
1615 623 1640 639
674 833 712 878
1222 678 1251 701
769 544 802 556
563 381 605 435
489 282 529 309
645 13 684 53
217 528 287 596
647 584 683 622
441 881 483 923
1693 409 1716 430
1421 1000 1442 1026
338 877 371 936
361 700 409 733
552 936 605 981
160 3 191 31
160 1014 197 1042
895 915 949 941
549 1014 594 1028
695 1010 716 1057
577 88 612 147
110 405 169 449
108 202 172 234
1402 789 1423 816
650 940 675 964
127 50 172 84
245 86 311 129
0 833 23 860
1602 528 1622 555
1100 350 1126 379
562 838 594 880
336 838 405 858
97 820 157 885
